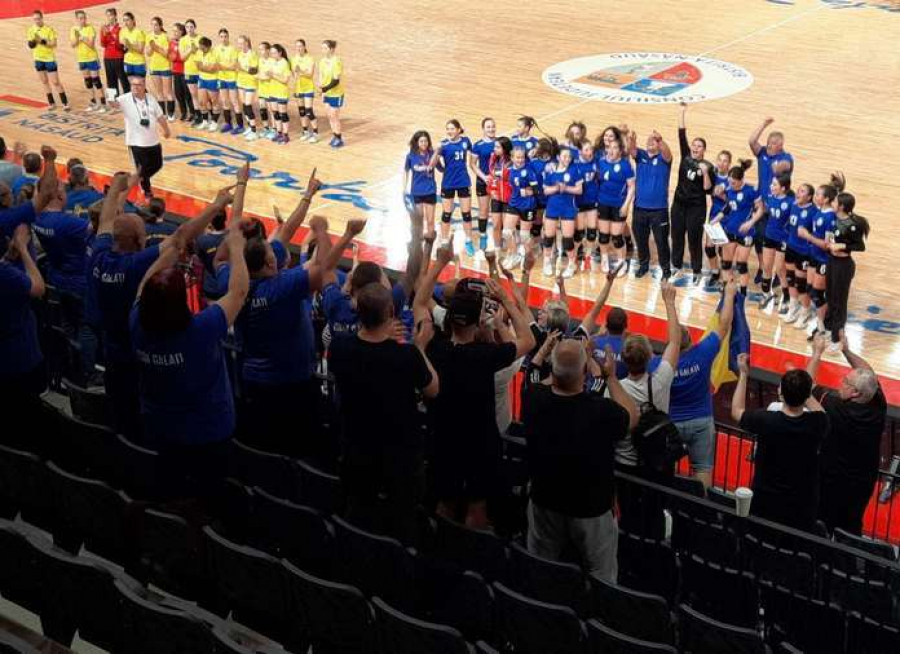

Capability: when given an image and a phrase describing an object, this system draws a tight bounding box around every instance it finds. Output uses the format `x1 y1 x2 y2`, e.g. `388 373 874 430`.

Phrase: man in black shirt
670 102 713 284
329 283 439 545
808 333 887 535
421 244 535 529
732 354 828 532
524 339 637 581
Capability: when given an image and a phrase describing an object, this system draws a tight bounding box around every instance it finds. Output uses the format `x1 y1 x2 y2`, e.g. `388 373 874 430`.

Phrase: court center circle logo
542 53 753 104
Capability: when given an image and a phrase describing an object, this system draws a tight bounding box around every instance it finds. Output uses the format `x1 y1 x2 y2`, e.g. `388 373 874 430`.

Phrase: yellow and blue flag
704 292 750 392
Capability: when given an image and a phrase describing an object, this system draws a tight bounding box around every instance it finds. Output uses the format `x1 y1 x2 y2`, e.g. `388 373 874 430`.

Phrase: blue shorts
295 92 314 100
123 63 146 77
323 95 344 108
35 61 58 73
150 69 172 77
78 60 100 72
218 80 237 90
547 212 576 221
268 97 289 105
186 74 199 85
674 416 715 472
199 78 219 92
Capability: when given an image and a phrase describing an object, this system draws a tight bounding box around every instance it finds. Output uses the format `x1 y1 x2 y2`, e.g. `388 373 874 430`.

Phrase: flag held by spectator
705 292 751 392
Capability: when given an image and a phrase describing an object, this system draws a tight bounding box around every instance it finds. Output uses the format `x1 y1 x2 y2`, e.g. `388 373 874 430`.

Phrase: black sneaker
806 328 818 342
635 266 650 279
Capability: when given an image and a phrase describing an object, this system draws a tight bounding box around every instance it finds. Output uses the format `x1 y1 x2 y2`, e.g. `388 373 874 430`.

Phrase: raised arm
164 165 246 252
600 344 638 430
731 353 750 422
32 146 59 215
806 332 828 381
401 202 425 297
660 282 681 369
485 277 536 358
579 267 619 333
656 131 673 164
840 331 874 373
414 236 453 324
274 168 321 246
748 117 773 157
716 279 738 339
97 170 138 236
678 103 689 157
214 222 249 326
310 218 366 292
12 225 45 298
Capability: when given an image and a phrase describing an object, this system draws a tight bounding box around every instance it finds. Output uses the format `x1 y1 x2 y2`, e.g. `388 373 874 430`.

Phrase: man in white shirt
119 76 170 199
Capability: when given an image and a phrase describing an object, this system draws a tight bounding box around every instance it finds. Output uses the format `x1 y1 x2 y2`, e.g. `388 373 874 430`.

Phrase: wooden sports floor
1 0 899 396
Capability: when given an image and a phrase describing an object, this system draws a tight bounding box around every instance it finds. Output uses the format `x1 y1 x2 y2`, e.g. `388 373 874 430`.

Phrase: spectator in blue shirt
0 146 58 242
143 197 177 247
130 213 249 501
0 137 25 189
628 130 673 280
0 224 46 442
669 280 736 488
64 165 104 218
10 152 42 202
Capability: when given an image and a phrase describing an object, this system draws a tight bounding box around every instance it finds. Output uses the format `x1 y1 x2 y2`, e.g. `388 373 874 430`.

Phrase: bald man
89 171 236 440
523 338 637 582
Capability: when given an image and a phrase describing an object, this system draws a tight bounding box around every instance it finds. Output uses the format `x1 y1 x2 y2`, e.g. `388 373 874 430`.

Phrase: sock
625 234 634 253
47 93 55 106
167 100 175 116
59 92 69 106
211 112 219 123
260 107 269 121
99 95 107 106
761 278 771 294
223 109 232 125
334 132 342 140
90 97 97 106
782 288 790 303
235 113 244 128
313 126 319 134
202 111 209 122
740 285 748 295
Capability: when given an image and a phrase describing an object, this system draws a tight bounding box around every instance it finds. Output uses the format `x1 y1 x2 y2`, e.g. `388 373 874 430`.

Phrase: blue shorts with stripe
123 63 146 77
78 60 100 72
35 61 58 72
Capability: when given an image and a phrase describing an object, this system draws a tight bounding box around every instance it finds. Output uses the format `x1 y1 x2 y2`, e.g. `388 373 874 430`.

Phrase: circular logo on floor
542 53 753 104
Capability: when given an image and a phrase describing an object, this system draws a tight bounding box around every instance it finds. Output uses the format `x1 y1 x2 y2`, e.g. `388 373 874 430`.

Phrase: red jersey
488 154 512 203
100 23 124 59
168 40 184 74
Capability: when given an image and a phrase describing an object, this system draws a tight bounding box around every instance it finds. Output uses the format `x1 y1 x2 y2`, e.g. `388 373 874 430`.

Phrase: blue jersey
722 184 759 238
471 139 494 176
509 164 539 211
756 149 794 200
438 136 472 191
0 260 42 381
634 149 671 210
404 151 436 196
670 333 721 422
543 164 582 219
597 157 635 209
529 158 550 207
511 135 538 156
764 194 793 244
65 188 104 218
33 211 90 295
710 172 730 218
575 156 599 207
0 203 36 241
130 303 234 445
787 203 815 255
11 174 38 200
809 208 836 263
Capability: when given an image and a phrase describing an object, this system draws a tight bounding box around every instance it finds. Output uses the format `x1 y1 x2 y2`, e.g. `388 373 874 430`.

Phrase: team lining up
403 109 870 349
24 8 347 147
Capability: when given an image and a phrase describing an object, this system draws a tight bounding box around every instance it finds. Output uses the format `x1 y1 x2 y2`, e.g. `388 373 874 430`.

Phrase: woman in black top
823 192 869 349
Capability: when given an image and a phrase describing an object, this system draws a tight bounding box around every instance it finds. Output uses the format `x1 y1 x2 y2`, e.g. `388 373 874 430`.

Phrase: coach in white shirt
120 76 170 199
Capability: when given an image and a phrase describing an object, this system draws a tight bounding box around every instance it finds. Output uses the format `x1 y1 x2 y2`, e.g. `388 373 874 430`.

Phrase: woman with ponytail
823 189 868 351
710 159 758 294
800 172 844 339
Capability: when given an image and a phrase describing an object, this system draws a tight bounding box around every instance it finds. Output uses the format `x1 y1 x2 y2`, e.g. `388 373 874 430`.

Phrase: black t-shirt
740 409 830 529
674 128 713 206
329 333 432 464
524 384 628 518
426 339 517 444
816 385 886 486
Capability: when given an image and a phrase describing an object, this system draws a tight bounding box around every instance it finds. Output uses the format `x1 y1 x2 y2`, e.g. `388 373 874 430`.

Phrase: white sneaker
207 121 219 132
562 260 577 279
670 269 683 281
826 340 842 354
600 254 610 274
308 134 319 144
196 120 208 130
782 302 800 323
85 104 97 112
245 131 259 142
96 106 108 114
299 132 311 142
167 115 176 123
507 253 523 270
542 259 554 277
794 308 815 329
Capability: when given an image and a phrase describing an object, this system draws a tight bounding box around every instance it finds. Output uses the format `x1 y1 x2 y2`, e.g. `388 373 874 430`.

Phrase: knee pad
441 211 453 224
281 112 291 123
307 108 316 121
574 229 585 243
786 270 796 287
478 219 488 233
243 104 255 119
705 246 718 260
542 236 555 250
562 237 575 252
598 232 611 245
531 224 542 238
84 77 94 90
461 211 472 224
721 260 733 271
811 288 826 308
796 278 808 294
611 234 625 249
736 262 749 275
298 106 308 118
586 228 598 242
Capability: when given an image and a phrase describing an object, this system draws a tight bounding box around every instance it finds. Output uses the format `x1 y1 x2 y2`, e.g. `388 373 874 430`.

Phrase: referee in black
119 76 170 200
671 102 713 284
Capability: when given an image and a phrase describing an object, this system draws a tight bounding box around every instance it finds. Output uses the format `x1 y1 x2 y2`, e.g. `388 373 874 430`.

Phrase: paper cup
735 487 753 518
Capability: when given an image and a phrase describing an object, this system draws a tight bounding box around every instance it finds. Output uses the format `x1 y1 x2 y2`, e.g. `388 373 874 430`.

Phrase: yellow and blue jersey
257 57 272 96
291 54 315 94
70 25 98 63
215 44 238 82
27 25 57 62
119 26 146 65
268 58 291 99
237 50 259 89
198 49 219 82
179 35 202 76
318 55 343 97
147 33 171 72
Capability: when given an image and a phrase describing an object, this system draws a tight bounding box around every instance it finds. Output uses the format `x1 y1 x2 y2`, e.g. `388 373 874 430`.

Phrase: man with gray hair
808 332 887 535
523 338 638 581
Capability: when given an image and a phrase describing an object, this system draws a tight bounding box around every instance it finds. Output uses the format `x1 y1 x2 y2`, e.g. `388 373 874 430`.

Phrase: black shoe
807 328 818 342
661 268 672 281
635 266 650 279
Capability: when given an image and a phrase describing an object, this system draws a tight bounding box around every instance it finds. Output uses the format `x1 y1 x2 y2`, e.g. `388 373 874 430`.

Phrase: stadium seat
681 553 759 628
113 434 160 501
46 461 134 565
616 531 678 603
743 534 816 597
0 629 40 653
833 528 899 562
293 458 342 514
0 445 55 529
63 378 112 428
331 515 418 610
208 477 254 542
671 509 740 566
508 542 588 614
679 604 770 654
229 439 300 503
53 411 117 482
492 582 588 654
585 620 677 653
846 612 900 654
822 565 895 626
421 566 494 645
832 528 899 583
249 486 335 576
201 526 295 648
136 508 205 601
588 577 674 644
670 474 706 497
373 596 474 653
761 586 846 654
706 487 737 511
433 514 510 583
283 560 374 654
